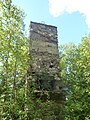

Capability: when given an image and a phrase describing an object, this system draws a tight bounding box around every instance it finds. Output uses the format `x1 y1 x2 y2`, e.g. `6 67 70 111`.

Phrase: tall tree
60 37 90 120
0 0 28 119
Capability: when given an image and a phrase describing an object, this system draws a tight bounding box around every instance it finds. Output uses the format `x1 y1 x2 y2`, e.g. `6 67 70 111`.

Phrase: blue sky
13 0 90 45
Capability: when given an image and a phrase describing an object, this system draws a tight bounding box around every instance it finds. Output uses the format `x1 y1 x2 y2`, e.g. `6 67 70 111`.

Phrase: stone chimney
29 21 65 102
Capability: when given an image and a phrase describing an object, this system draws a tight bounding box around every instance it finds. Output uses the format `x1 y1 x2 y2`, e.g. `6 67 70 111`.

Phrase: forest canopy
60 37 90 120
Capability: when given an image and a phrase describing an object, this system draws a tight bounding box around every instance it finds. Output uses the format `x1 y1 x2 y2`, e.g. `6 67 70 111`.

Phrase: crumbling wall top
30 21 58 42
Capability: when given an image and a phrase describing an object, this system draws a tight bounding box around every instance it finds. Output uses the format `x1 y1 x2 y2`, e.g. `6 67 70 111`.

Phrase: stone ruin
29 21 65 102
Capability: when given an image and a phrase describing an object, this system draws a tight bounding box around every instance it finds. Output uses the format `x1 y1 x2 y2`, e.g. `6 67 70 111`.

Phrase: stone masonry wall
29 21 64 102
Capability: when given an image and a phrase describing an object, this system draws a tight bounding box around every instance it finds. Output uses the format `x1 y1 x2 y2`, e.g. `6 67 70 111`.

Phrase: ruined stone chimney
29 21 65 102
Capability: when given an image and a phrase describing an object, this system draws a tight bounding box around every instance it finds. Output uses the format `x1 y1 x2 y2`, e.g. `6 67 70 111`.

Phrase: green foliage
0 0 29 119
60 37 90 120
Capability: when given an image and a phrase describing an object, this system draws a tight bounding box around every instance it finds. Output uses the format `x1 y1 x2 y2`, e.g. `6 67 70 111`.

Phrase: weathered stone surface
29 21 64 98
29 21 65 119
29 21 57 42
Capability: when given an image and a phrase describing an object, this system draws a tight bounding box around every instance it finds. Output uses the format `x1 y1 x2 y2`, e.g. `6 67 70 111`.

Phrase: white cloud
49 0 90 28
